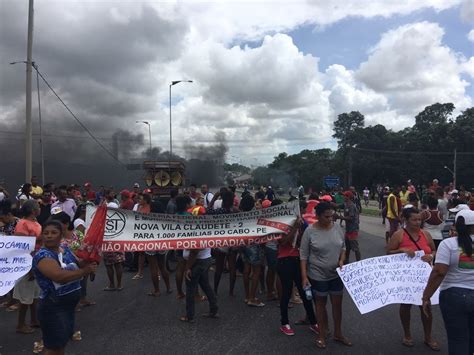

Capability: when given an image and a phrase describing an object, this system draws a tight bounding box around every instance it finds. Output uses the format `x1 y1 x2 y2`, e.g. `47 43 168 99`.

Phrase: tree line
230 103 474 191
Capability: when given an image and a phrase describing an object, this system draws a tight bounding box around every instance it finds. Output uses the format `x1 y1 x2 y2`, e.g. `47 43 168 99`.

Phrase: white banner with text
86 201 299 252
337 251 439 314
0 236 36 296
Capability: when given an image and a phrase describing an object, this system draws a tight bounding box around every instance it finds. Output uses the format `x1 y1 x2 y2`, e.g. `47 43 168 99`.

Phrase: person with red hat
119 190 134 210
336 191 361 263
83 183 96 203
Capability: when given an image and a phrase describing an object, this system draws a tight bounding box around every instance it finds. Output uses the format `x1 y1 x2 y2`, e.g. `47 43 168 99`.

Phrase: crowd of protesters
0 176 473 354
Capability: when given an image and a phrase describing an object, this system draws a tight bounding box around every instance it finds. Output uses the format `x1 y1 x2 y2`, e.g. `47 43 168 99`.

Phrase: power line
33 67 125 166
353 147 474 156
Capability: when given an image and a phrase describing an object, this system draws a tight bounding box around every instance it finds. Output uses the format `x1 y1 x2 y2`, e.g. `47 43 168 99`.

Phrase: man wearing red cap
336 191 361 263
119 190 134 210
83 182 96 202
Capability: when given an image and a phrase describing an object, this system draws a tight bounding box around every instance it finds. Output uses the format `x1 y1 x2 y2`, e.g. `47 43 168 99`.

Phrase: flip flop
16 326 35 334
116 287 123 291
334 336 353 347
315 339 326 349
176 293 186 300
201 312 219 318
179 316 195 323
147 291 161 297
402 338 414 347
132 274 143 280
247 301 265 307
424 340 440 351
6 304 20 312
103 287 116 291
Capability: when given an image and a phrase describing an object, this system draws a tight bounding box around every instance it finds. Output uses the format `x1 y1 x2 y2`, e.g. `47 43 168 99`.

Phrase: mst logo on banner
86 201 299 252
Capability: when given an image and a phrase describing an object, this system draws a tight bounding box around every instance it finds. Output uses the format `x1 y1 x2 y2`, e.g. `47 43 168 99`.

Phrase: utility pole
453 148 457 188
25 0 34 183
34 63 45 185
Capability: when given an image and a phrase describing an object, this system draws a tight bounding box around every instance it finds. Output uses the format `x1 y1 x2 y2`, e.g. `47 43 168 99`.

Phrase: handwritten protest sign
337 251 439 314
86 201 299 252
0 236 36 296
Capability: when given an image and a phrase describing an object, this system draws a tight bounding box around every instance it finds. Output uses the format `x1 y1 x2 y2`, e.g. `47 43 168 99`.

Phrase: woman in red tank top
387 207 440 351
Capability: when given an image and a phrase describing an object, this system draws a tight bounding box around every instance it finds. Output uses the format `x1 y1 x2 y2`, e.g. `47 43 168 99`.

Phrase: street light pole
169 80 192 164
25 0 34 183
136 121 152 158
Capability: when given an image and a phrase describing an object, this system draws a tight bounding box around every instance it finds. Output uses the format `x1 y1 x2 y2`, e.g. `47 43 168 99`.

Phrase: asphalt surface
0 221 448 354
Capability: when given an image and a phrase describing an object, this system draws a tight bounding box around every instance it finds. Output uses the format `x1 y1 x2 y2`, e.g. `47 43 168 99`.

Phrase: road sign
324 176 340 188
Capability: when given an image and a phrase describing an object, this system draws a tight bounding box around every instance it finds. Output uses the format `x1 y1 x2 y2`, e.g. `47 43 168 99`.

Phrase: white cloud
460 0 474 22
0 1 472 168
356 22 472 115
468 29 474 42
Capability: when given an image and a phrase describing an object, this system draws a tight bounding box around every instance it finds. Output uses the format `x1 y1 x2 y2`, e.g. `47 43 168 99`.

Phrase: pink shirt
14 219 42 252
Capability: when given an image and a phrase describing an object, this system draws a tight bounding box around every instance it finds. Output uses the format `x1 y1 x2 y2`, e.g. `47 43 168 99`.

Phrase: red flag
75 203 107 263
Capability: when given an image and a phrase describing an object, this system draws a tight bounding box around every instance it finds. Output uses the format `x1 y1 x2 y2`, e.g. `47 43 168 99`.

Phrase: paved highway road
0 217 448 354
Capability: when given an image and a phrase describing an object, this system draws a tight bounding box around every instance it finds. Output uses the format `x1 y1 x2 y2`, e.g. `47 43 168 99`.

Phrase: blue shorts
264 246 278 271
309 277 344 297
242 244 264 265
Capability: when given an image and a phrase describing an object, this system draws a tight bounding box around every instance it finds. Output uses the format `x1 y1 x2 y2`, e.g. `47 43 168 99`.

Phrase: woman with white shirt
423 209 474 355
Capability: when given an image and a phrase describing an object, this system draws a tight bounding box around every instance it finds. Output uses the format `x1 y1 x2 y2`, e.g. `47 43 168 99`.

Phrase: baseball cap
451 189 459 194
120 189 130 198
449 204 469 213
143 188 152 194
262 199 272 208
343 191 354 199
455 209 474 225
84 182 91 187
133 183 140 188
320 195 333 202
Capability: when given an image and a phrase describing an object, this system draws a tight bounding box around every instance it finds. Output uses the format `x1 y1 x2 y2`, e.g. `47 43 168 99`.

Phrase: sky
0 0 473 170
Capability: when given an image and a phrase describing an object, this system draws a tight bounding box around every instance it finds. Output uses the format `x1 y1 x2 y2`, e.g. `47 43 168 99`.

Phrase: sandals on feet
147 291 161 297
402 338 414 347
247 301 265 307
179 316 195 323
103 286 116 291
424 340 440 351
315 339 326 349
132 274 143 280
334 336 353 347
16 326 35 334
202 312 219 318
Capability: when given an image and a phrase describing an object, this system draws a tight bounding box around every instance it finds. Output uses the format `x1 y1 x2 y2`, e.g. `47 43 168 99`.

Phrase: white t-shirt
107 202 119 209
0 192 5 201
213 199 222 210
183 248 212 260
435 236 474 291
203 192 214 208
363 189 370 197
73 218 85 230
132 203 139 212
437 199 448 220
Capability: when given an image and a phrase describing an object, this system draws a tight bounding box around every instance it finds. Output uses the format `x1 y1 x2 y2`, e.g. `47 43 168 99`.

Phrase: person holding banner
33 220 97 355
300 202 351 349
422 209 474 355
13 200 42 334
387 207 440 351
